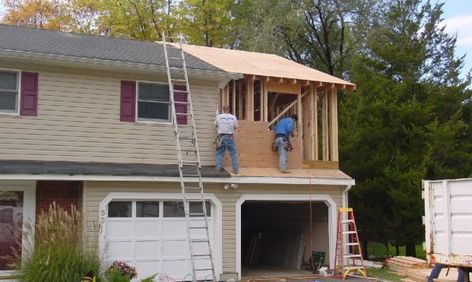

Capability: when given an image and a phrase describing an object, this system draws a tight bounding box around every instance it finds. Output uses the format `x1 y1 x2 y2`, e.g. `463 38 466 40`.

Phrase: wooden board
266 81 301 95
223 120 303 169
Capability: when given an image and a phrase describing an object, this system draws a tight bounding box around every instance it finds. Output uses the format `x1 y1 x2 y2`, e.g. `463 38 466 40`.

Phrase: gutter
0 49 242 81
0 174 355 186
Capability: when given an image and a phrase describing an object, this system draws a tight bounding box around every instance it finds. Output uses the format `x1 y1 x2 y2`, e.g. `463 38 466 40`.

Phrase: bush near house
11 203 103 282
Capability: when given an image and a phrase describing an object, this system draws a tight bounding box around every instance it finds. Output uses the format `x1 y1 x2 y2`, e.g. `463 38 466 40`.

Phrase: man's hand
291 131 298 137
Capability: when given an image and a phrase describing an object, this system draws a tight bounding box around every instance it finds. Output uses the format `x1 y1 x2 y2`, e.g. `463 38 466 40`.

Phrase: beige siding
83 181 344 274
0 65 219 165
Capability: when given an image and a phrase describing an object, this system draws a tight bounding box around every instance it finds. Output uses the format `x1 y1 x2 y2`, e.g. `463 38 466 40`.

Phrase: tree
3 0 69 30
340 0 471 257
176 0 234 47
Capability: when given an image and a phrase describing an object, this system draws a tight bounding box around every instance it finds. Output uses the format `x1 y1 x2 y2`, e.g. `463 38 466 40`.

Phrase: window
163 201 185 217
136 201 159 217
108 201 132 217
189 201 211 217
0 191 24 271
137 82 170 122
0 71 19 114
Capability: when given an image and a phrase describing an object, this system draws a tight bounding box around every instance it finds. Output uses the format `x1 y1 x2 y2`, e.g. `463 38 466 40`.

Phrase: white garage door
104 199 215 281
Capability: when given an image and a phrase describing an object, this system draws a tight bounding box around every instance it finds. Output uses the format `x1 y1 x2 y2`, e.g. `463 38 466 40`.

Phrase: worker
273 114 298 173
428 263 466 282
214 106 239 174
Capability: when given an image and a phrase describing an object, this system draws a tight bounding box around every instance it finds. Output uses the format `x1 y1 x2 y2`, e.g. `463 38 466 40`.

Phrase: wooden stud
322 88 329 161
297 86 303 147
291 79 297 84
246 77 254 121
238 80 243 119
265 76 270 82
278 77 284 83
259 80 264 121
312 81 323 88
263 81 268 122
313 86 318 161
330 87 339 161
232 80 236 115
267 90 309 128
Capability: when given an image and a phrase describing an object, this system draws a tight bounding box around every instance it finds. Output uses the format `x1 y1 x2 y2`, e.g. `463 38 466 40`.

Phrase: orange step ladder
334 208 367 279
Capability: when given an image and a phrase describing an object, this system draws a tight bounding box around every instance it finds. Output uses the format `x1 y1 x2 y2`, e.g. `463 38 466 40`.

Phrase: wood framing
302 160 339 169
232 80 236 115
266 81 301 95
322 88 329 161
329 88 339 161
313 86 318 161
246 77 254 121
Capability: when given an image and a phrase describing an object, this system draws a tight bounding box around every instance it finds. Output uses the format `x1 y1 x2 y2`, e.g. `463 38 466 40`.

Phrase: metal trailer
423 178 472 281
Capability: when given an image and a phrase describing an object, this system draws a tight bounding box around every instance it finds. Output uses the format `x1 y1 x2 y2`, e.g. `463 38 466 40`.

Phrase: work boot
215 167 223 172
280 168 290 174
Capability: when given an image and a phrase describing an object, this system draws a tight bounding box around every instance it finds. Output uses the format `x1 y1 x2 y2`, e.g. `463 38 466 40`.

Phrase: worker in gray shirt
214 106 239 174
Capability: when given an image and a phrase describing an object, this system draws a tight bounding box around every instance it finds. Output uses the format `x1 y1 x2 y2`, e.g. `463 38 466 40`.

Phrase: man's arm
213 116 218 127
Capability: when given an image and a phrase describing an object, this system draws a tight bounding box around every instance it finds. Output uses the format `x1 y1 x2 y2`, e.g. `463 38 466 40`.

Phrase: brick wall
36 181 83 216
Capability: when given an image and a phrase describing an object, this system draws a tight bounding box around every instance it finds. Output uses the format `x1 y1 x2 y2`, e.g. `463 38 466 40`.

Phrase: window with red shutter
0 70 20 114
120 81 136 122
20 72 39 116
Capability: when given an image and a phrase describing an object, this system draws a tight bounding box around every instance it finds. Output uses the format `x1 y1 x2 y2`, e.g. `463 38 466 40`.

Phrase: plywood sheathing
176 43 355 88
223 120 302 169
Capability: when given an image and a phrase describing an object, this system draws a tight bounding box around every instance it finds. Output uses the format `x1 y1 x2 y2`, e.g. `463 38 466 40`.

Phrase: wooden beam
266 81 301 95
312 81 323 88
291 79 297 84
278 77 284 83
330 87 339 161
313 87 318 161
322 90 329 160
302 160 339 169
246 77 254 121
263 81 268 122
297 86 303 146
265 76 270 82
259 81 264 121
238 80 243 119
232 80 236 115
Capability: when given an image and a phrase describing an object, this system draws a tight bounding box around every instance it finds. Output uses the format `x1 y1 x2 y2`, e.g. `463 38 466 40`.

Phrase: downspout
342 184 352 208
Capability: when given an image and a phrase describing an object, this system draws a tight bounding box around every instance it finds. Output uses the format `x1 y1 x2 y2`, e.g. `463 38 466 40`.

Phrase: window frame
135 81 172 124
0 69 21 116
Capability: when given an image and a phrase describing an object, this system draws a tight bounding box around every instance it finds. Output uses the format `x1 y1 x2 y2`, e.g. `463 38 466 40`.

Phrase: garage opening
241 201 329 277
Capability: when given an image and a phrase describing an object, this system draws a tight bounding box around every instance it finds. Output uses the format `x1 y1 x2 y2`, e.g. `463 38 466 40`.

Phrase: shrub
11 203 103 282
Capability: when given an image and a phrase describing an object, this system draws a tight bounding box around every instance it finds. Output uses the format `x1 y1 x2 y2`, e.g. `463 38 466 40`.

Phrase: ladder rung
191 239 210 243
172 78 187 82
192 254 211 258
184 185 201 190
182 174 200 177
342 220 355 223
170 66 183 70
344 254 362 258
174 101 188 105
181 160 199 164
179 136 196 140
346 266 365 269
342 231 357 234
194 268 213 272
176 112 190 116
344 243 359 246
173 89 188 93
188 212 206 216
190 225 207 229
186 199 205 202
168 56 182 60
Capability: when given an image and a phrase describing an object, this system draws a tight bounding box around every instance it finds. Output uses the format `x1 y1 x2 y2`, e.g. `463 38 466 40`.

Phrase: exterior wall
0 62 219 165
36 181 82 215
83 181 344 275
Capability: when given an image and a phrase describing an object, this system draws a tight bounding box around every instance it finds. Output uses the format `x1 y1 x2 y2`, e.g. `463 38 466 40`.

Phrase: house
0 24 355 281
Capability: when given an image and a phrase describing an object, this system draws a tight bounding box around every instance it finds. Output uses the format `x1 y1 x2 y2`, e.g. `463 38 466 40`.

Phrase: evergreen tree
340 0 471 256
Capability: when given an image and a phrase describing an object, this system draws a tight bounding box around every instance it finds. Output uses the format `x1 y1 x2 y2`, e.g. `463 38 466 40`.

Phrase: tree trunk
406 242 416 257
395 244 400 256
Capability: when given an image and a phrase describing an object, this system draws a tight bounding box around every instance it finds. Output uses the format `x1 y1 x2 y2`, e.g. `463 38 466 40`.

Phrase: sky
0 0 471 76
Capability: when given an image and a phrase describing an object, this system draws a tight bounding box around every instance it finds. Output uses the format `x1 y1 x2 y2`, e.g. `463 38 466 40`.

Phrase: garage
240 200 331 277
101 194 219 281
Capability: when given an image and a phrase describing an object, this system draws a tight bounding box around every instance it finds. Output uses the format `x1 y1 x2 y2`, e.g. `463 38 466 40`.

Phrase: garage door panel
136 241 160 258
107 221 134 238
135 261 159 278
162 221 186 236
162 240 187 257
135 221 160 237
107 241 133 258
162 259 188 278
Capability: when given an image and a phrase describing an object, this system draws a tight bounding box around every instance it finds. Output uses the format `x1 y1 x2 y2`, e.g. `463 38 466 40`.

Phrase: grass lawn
367 242 426 260
367 267 405 282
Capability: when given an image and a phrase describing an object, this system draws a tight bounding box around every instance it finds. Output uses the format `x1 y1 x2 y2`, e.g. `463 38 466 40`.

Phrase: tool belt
272 134 293 151
213 134 233 149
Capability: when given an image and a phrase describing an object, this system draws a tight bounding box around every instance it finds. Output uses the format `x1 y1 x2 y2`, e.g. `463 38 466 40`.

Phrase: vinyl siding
82 181 344 274
0 65 219 165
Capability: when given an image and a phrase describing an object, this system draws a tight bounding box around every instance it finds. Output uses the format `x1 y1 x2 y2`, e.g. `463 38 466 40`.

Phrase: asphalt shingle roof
0 24 224 72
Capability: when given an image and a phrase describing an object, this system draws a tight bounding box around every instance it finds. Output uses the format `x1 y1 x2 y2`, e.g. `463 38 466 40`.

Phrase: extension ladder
162 33 216 282
334 208 367 279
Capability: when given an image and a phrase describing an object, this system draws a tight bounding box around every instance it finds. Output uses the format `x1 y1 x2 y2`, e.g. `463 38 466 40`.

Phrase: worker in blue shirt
274 114 298 173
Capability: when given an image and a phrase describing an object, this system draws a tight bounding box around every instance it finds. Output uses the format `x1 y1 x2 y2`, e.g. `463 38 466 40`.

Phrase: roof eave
0 49 241 81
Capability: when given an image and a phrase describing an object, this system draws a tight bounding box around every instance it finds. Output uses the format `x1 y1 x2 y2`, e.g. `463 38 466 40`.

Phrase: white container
423 178 472 268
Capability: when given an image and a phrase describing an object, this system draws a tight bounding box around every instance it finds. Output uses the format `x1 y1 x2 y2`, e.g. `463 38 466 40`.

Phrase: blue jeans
215 135 239 172
428 264 466 282
275 136 288 170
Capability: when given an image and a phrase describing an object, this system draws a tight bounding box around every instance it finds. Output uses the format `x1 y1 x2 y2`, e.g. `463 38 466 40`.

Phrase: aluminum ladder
334 208 367 279
162 33 217 282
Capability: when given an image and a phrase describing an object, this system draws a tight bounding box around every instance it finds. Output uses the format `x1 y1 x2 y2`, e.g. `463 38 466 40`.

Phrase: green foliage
13 203 103 282
367 267 405 282
340 0 472 257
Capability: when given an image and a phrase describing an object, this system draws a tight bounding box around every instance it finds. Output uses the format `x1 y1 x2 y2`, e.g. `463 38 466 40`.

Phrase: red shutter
20 72 38 116
120 81 136 122
174 85 188 125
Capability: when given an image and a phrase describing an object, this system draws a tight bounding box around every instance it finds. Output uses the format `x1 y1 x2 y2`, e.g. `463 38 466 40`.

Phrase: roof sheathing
178 43 355 87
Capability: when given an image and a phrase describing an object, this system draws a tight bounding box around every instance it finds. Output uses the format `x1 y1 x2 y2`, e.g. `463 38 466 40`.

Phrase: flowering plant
107 261 138 279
